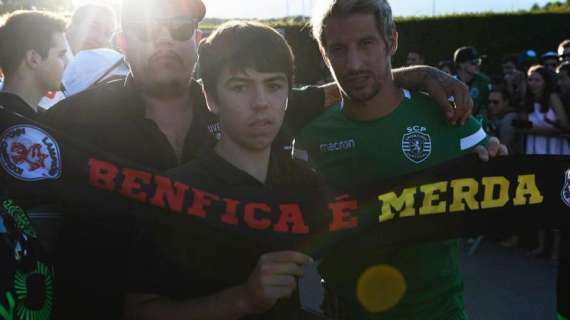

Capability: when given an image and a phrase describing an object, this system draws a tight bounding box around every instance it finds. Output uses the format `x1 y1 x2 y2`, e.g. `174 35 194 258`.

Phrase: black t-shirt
40 78 325 319
127 148 326 319
0 92 55 320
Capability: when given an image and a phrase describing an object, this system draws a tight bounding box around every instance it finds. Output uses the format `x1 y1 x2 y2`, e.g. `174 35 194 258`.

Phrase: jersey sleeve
456 116 488 152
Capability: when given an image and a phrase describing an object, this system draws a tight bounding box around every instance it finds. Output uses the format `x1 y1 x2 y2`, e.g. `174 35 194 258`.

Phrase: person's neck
532 91 543 102
457 69 474 83
343 79 403 121
215 140 271 184
143 91 192 122
65 32 78 55
2 76 44 111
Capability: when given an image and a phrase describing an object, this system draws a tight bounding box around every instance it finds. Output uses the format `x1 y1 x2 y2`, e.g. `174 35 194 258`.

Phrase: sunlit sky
200 0 554 19
73 0 556 19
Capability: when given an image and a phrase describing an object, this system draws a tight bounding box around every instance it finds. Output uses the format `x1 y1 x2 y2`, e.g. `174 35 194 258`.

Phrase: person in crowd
0 11 67 113
487 88 523 248
557 62 570 113
524 64 569 154
542 51 560 74
502 54 518 76
41 0 474 317
437 60 454 75
454 46 492 119
488 87 521 153
501 54 526 110
559 39 570 63
294 0 506 318
65 3 117 56
39 3 119 109
518 49 539 73
523 64 568 263
124 21 328 319
0 10 68 320
406 50 424 66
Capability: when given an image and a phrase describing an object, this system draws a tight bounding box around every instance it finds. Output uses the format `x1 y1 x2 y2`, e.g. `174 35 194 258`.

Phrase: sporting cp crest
402 126 432 164
561 169 570 208
0 125 62 181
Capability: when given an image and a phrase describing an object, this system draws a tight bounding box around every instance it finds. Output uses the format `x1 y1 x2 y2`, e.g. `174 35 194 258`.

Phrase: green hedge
273 12 570 85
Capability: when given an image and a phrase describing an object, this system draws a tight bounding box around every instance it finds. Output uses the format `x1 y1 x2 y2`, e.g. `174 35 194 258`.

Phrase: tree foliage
531 0 570 12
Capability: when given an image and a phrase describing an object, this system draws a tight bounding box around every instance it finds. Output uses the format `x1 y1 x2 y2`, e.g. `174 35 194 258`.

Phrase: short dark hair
0 10 67 75
198 21 295 102
312 0 396 49
490 86 511 103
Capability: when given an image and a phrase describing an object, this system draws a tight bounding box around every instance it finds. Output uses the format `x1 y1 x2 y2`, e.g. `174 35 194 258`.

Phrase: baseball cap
518 49 538 65
122 0 206 22
62 48 129 97
541 51 558 61
453 46 486 65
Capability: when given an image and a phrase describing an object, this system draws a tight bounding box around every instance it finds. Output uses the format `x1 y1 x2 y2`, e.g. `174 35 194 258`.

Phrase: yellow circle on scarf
356 265 406 313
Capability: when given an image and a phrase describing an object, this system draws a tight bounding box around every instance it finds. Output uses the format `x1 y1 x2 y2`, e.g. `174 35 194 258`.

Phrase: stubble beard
138 56 193 99
142 77 189 99
340 74 382 103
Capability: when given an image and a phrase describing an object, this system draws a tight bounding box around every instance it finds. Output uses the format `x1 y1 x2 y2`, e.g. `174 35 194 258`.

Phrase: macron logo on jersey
319 139 357 153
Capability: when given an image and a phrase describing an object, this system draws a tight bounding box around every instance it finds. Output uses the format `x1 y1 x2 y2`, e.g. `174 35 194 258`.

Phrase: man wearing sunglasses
454 46 492 121
42 0 476 318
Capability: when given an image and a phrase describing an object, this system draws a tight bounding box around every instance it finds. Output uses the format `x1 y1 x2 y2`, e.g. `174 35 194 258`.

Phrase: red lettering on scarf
88 159 118 191
274 204 310 234
244 203 272 230
221 198 240 225
188 188 220 218
151 176 189 213
328 198 359 231
120 169 152 203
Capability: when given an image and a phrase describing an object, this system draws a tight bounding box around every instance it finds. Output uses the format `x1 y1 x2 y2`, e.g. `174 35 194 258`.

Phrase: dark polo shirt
41 77 324 319
128 148 327 319
0 92 55 320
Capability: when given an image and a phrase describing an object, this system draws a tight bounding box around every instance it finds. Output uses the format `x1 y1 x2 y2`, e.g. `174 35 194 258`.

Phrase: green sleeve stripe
460 127 486 150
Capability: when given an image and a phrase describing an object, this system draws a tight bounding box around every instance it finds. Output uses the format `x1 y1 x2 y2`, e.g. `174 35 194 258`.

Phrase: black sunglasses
125 17 199 42
560 53 570 61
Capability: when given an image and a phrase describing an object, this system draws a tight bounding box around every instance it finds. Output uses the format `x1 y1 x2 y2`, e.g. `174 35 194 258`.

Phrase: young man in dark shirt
0 10 67 320
125 21 326 319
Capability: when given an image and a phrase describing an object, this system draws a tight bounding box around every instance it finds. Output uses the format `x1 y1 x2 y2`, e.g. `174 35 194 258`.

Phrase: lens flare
356 264 406 313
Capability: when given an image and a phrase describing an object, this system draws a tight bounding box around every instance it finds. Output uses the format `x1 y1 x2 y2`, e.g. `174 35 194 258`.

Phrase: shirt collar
0 92 40 118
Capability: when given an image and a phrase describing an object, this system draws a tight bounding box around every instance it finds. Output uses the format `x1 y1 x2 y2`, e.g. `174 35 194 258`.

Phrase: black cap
453 46 485 65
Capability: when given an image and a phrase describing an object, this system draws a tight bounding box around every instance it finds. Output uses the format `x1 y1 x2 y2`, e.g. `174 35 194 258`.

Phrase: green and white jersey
294 90 486 320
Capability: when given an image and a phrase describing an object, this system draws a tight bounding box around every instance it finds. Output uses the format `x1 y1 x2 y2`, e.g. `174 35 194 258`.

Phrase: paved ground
299 240 559 319
461 240 557 320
